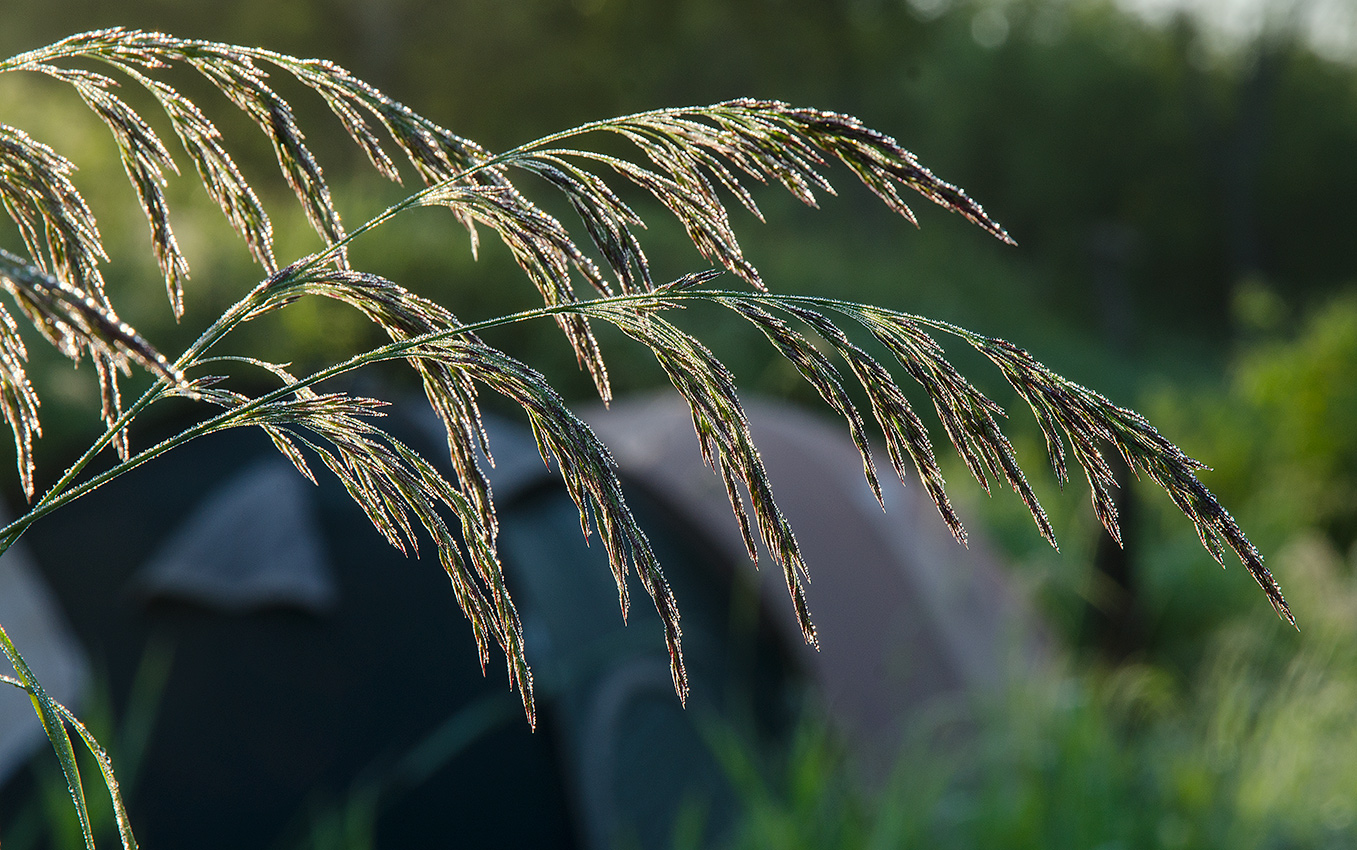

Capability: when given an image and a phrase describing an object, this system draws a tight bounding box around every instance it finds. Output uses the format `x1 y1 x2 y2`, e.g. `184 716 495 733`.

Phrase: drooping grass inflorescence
0 28 1288 850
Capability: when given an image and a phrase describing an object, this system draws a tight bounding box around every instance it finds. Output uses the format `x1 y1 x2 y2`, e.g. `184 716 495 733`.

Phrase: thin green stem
0 382 166 560
0 621 102 850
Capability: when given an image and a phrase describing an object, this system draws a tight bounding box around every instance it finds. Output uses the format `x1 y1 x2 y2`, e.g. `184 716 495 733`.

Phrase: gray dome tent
581 394 1048 776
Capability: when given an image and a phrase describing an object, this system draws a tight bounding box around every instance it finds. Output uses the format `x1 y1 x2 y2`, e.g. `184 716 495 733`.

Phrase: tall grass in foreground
0 29 1291 850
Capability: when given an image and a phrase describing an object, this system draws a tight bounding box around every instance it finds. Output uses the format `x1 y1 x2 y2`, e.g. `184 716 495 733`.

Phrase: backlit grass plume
0 28 1288 850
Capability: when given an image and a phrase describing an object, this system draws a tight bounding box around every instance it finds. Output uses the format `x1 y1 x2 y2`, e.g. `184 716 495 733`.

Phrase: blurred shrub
1139 288 1357 647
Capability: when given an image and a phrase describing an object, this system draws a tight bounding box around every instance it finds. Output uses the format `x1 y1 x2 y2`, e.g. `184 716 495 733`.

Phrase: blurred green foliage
1136 287 1357 653
715 603 1357 849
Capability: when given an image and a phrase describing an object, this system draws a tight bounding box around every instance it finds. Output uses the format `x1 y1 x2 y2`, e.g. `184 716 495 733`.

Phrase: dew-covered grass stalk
0 28 1290 850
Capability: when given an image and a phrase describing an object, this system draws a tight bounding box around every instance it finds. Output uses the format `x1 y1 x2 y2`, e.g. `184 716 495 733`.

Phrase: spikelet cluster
0 32 1290 781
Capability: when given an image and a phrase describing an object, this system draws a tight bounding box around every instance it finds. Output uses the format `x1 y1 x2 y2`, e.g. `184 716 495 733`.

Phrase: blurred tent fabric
0 512 89 789
0 395 1046 848
582 394 1050 772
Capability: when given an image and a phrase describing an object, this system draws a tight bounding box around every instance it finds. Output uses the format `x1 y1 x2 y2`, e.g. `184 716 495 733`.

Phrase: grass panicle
0 29 1291 850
